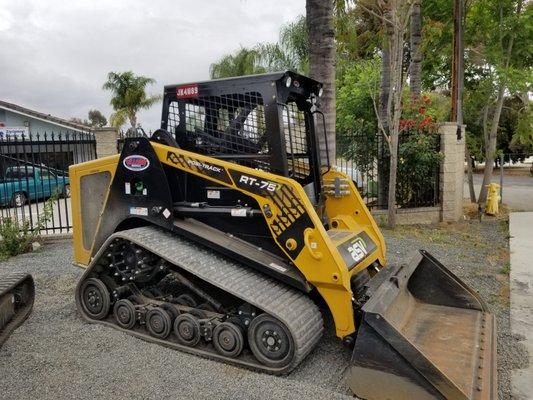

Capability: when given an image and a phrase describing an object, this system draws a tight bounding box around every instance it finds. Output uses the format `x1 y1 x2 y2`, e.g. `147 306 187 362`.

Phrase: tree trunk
379 46 391 132
478 85 505 205
465 141 476 202
409 0 422 100
387 133 399 227
378 7 392 209
129 114 137 135
477 0 523 205
387 9 403 229
306 0 336 165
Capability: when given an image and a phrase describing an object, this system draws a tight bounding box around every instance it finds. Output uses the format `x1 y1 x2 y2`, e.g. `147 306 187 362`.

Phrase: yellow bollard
485 183 500 215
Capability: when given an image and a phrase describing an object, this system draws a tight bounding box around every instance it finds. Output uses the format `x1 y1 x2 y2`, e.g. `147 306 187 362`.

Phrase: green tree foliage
336 57 380 171
257 16 309 73
335 1 382 77
209 47 266 79
209 17 309 79
103 71 161 130
207 4 531 208
466 0 530 203
511 101 533 153
336 55 444 207
87 109 107 128
69 109 107 128
421 0 531 163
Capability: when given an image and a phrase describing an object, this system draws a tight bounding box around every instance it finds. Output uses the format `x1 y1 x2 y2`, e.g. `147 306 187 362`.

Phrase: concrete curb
510 212 533 399
39 233 72 242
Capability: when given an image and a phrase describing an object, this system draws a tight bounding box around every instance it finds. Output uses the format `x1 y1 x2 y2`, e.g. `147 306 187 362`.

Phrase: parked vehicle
0 165 70 207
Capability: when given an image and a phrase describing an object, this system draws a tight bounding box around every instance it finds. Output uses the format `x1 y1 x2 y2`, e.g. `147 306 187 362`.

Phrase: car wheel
12 192 27 207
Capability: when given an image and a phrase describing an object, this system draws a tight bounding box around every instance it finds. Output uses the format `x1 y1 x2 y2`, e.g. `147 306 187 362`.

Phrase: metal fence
117 127 151 153
496 153 532 170
336 129 441 210
0 131 96 234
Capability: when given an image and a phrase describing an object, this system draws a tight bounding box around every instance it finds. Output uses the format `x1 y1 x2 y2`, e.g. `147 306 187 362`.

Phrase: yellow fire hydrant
485 183 500 215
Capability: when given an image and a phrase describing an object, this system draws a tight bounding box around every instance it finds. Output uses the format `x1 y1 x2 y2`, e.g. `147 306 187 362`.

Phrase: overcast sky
0 0 305 130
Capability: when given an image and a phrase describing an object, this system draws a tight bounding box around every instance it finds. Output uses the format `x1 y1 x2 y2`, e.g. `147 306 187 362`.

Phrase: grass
500 262 511 275
463 202 511 221
384 221 493 249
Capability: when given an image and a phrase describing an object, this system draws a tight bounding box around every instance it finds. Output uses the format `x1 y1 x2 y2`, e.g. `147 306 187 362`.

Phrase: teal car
0 165 70 207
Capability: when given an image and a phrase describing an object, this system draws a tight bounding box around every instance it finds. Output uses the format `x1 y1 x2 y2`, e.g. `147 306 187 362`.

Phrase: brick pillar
439 122 465 222
93 127 118 158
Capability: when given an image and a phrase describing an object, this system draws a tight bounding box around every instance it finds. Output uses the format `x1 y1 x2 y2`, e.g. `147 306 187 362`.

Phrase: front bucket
348 251 497 400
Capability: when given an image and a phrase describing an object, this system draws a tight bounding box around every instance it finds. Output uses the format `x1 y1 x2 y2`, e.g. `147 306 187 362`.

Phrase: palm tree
103 71 161 131
256 16 309 74
209 47 266 79
307 0 336 164
409 0 422 100
210 18 309 80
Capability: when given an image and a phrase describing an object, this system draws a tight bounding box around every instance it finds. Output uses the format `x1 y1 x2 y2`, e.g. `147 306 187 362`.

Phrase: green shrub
0 195 56 260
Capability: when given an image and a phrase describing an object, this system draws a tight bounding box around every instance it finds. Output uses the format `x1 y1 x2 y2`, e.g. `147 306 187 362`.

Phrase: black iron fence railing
117 127 149 153
0 131 96 233
336 129 441 210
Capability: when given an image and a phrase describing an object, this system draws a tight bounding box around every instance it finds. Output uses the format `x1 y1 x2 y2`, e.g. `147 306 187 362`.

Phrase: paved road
510 212 533 399
464 173 533 211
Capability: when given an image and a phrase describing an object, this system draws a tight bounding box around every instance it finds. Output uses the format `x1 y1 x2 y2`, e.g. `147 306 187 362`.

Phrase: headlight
285 76 292 88
318 87 323 97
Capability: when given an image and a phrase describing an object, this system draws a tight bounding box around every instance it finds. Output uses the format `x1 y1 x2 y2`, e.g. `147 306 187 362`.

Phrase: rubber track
78 226 324 374
0 272 35 348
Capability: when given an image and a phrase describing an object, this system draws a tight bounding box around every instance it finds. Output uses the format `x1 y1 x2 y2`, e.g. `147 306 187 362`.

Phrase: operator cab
160 71 326 205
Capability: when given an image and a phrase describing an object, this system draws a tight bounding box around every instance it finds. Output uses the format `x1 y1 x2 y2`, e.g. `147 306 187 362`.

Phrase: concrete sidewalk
510 212 533 399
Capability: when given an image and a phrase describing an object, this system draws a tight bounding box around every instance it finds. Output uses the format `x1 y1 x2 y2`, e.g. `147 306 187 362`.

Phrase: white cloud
0 0 305 129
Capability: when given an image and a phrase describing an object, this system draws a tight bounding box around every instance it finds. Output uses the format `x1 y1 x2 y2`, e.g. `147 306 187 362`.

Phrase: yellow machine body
70 141 386 338
70 72 496 400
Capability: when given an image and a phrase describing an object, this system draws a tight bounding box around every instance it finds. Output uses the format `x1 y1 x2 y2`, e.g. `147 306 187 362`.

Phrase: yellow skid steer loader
70 72 496 399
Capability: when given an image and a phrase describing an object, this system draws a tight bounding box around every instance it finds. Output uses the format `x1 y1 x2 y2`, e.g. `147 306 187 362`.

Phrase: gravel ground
0 220 527 400
382 219 529 400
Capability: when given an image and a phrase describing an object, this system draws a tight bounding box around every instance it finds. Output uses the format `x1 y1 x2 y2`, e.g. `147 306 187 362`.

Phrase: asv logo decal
123 155 150 171
347 237 368 263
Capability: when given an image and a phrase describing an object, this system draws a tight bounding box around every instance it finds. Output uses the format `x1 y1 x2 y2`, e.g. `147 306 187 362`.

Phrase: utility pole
451 0 464 126
451 0 476 202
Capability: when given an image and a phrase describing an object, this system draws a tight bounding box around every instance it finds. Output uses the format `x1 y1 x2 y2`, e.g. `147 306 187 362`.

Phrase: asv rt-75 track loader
0 272 34 348
71 71 496 399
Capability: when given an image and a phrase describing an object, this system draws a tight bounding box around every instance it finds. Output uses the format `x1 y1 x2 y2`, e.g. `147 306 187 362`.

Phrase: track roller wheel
173 313 201 347
213 322 244 358
146 307 172 339
248 314 294 368
113 299 137 329
80 278 111 320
